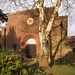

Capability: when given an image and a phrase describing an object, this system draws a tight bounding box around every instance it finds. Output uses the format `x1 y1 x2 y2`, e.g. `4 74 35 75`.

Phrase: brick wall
2 8 75 64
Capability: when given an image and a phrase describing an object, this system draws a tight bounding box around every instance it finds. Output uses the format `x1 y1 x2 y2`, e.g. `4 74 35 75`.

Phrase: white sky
0 0 75 36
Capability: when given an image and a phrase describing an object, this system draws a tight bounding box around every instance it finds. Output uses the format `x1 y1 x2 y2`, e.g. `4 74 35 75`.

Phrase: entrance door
26 38 36 58
26 44 36 58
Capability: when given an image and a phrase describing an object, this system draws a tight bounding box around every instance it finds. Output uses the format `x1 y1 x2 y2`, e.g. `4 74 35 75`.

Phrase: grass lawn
24 63 75 75
53 65 75 75
54 68 75 75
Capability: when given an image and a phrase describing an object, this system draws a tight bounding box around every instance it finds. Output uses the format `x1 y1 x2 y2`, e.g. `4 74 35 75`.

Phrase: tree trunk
38 0 49 67
38 0 62 67
45 0 61 37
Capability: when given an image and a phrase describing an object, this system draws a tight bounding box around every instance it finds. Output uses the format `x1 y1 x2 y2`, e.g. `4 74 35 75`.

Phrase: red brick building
2 7 75 64
67 36 75 54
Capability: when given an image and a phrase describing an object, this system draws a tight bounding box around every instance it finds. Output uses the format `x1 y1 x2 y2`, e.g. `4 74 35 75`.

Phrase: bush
0 49 46 75
0 49 28 75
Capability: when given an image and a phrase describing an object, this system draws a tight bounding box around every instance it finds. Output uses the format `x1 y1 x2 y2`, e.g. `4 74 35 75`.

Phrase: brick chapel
2 7 75 64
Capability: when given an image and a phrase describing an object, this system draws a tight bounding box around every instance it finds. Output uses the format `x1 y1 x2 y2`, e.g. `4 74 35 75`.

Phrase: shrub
0 49 46 75
0 49 28 75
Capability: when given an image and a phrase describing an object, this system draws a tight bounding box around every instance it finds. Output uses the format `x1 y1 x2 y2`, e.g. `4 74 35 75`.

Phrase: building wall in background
2 8 75 64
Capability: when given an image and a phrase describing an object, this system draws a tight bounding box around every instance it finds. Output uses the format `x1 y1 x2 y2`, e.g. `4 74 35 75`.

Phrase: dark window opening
4 39 6 47
72 47 75 53
4 28 6 48
13 44 17 50
71 47 75 55
4 28 6 32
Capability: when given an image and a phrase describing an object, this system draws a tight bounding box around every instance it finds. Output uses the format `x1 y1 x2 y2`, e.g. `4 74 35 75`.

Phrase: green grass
49 63 75 68
54 68 75 75
53 64 75 68
28 63 75 75
52 64 75 75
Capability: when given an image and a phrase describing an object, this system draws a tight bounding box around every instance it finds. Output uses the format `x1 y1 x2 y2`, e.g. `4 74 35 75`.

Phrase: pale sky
0 0 75 36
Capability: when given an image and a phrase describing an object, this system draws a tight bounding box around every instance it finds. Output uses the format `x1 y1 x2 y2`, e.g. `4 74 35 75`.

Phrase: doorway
26 38 36 58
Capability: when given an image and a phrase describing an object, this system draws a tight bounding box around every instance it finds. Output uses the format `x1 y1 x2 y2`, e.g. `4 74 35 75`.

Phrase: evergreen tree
0 9 8 22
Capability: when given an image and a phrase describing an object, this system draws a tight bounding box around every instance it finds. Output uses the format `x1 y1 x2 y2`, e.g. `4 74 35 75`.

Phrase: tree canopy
0 9 8 22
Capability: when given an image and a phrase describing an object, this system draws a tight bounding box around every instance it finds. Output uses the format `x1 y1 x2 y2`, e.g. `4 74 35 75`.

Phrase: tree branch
45 0 62 37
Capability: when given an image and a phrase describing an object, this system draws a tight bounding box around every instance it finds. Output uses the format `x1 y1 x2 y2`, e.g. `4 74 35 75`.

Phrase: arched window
4 28 6 47
26 38 36 44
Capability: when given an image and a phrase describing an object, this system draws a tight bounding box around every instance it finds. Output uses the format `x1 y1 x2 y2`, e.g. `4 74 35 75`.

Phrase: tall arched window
4 28 6 48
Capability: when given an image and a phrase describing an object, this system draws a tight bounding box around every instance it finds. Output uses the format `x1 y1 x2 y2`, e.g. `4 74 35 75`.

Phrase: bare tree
38 0 62 67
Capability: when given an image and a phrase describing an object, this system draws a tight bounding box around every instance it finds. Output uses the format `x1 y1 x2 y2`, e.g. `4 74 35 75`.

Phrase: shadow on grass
22 63 47 75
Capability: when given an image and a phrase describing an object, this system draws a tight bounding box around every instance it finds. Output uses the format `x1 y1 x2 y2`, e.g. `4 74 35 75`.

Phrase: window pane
26 38 36 44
